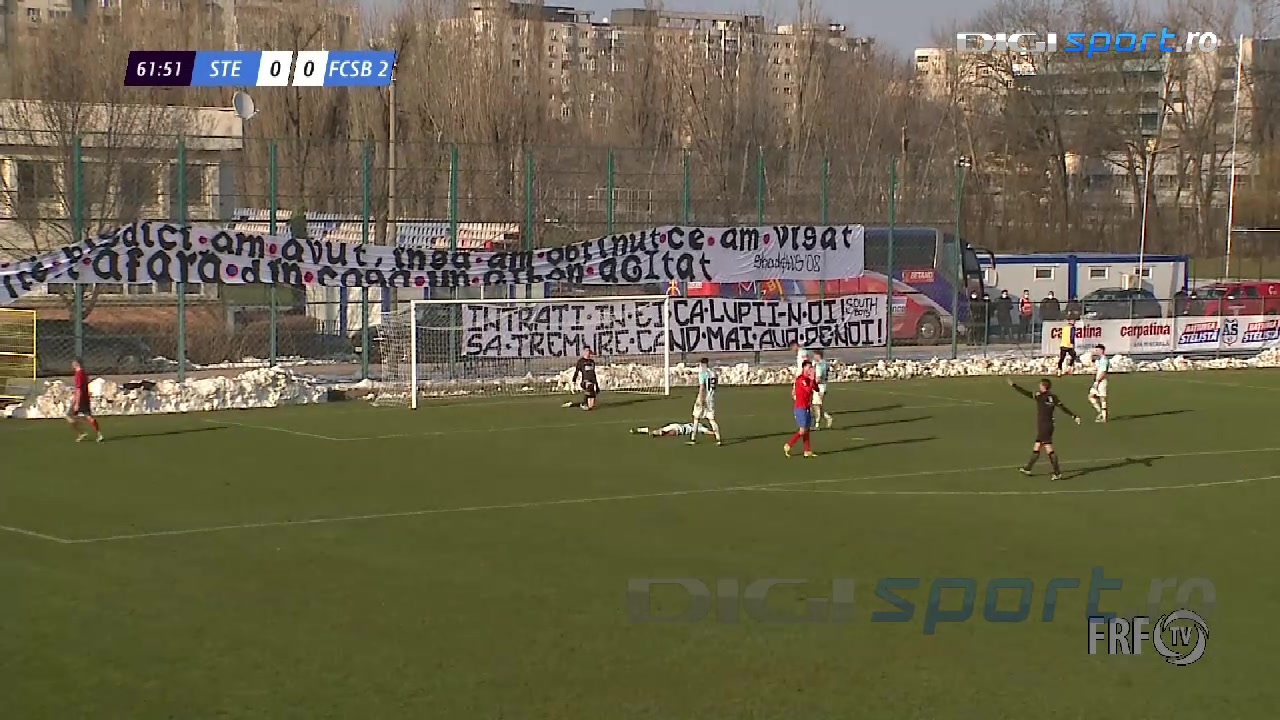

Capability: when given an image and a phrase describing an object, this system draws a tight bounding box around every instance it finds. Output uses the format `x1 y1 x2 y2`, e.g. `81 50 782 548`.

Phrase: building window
1133 267 1153 279
1089 267 1109 280
27 7 40 21
119 165 157 215
1034 267 1055 280
15 161 57 202
169 164 205 205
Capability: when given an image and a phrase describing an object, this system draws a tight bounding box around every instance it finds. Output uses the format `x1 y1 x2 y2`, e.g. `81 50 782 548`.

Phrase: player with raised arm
690 358 723 446
1008 377 1080 481
811 349 833 430
629 422 716 439
66 358 103 443
562 348 599 411
791 342 810 377
1088 345 1109 422
784 361 818 458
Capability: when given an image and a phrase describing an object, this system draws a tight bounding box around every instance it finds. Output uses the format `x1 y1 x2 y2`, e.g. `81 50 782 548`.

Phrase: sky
567 0 992 55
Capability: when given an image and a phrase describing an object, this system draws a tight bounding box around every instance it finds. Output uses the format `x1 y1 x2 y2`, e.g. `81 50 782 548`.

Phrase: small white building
981 252 1189 301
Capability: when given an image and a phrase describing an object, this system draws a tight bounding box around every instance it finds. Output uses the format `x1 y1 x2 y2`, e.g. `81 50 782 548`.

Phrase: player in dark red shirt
66 358 103 443
784 361 818 458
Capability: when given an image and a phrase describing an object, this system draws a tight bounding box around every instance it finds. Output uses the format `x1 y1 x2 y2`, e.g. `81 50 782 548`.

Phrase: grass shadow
828 436 936 454
847 416 930 429
841 404 902 415
107 426 229 442
1067 456 1163 480
1107 410 1190 422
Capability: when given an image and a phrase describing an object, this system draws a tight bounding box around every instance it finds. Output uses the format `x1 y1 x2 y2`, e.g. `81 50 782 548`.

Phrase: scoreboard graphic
124 50 395 87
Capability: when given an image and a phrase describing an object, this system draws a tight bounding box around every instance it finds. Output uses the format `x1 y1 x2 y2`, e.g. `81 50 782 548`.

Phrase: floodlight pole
1225 34 1245 279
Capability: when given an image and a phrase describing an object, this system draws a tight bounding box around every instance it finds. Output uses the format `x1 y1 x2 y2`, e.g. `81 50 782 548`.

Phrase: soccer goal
374 294 673 408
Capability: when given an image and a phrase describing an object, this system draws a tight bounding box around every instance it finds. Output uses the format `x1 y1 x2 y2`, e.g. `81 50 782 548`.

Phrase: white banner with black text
0 221 865 305
461 295 888 358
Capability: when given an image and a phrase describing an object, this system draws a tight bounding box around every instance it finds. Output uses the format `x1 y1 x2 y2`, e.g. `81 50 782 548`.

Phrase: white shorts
813 385 827 403
1090 379 1108 397
693 403 716 420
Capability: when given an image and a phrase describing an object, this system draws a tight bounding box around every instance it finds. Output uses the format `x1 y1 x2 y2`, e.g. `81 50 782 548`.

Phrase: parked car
1081 288 1164 320
35 320 154 376
1194 281 1280 316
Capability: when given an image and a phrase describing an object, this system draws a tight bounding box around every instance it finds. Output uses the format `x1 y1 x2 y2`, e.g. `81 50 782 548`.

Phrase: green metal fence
3 133 1277 383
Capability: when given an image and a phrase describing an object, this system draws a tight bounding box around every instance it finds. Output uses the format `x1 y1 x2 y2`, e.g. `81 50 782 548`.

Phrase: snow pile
4 367 327 418
541 348 1280 391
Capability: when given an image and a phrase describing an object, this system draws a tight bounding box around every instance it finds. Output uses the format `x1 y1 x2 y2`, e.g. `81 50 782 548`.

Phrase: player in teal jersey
690 358 723 445
629 422 715 439
1087 344 1110 422
810 350 834 429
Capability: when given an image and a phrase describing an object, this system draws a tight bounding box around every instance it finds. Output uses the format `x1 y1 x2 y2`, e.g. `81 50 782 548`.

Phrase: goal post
374 294 673 408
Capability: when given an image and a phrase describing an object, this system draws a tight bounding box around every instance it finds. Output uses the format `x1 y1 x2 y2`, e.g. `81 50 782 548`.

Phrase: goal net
373 295 673 408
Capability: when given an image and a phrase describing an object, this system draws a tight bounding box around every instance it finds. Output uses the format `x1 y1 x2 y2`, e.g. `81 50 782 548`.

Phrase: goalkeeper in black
1007 378 1080 481
563 348 599 411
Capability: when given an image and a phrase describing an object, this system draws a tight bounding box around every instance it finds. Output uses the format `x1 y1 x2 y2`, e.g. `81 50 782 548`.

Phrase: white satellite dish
232 91 257 121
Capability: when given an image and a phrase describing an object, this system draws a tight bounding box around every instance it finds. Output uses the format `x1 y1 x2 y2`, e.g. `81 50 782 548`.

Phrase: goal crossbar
392 294 673 409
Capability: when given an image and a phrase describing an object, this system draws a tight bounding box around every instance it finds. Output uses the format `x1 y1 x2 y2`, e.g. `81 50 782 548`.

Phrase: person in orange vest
667 280 681 297
1018 290 1034 343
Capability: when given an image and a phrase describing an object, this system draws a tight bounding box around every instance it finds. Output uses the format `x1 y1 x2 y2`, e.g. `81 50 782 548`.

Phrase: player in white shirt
629 422 715 438
1088 344 1109 422
811 349 834 429
791 342 811 377
690 357 723 446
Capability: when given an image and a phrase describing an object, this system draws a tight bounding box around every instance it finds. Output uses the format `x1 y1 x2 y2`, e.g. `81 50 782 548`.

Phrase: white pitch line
57 444 1280 544
1155 375 1280 392
747 474 1280 497
245 402 971 442
0 524 73 544
204 418 340 440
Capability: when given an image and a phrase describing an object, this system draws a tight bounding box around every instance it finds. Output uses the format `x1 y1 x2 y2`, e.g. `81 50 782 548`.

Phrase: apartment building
457 1 873 117
914 40 1260 208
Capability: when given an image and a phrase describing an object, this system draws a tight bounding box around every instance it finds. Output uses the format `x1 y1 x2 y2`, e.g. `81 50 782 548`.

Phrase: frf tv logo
1088 609 1209 666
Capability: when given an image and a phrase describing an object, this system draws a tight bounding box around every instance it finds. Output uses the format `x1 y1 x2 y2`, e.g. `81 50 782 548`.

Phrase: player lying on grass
562 348 599 411
1008 377 1080 481
690 357 723 446
1088 344 1109 422
629 422 716 438
810 349 833 430
66 358 104 443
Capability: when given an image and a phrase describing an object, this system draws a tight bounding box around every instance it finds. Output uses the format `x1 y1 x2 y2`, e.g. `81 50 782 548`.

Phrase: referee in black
1007 378 1080 481
564 348 599 411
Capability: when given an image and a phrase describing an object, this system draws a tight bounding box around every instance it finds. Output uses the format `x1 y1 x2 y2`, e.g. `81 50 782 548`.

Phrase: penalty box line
43 444 1280 545
201 401 977 442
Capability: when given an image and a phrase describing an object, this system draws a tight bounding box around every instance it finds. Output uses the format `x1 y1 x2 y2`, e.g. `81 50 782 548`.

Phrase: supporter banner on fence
461 295 888 358
0 221 865 305
1040 317 1280 355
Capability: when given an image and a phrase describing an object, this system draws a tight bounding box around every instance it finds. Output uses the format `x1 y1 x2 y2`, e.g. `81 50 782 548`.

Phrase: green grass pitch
3 370 1280 718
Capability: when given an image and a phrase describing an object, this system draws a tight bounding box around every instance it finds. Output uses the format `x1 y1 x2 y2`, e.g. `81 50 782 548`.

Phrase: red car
1196 281 1280 316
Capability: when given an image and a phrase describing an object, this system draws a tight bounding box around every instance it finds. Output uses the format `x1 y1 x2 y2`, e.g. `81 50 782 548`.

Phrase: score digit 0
291 51 329 86
256 51 294 87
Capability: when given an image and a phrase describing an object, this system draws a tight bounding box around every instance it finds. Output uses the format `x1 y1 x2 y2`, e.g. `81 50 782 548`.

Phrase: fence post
71 135 84 361
755 147 765 366
360 142 371 382
951 160 967 361
886 157 897 362
524 146 535 299
268 141 279 366
448 143 460 377
176 138 187 381
820 156 829 302
606 148 616 235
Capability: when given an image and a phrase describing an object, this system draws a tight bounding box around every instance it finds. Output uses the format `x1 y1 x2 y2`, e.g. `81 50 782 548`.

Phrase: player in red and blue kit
784 361 818 458
66 358 103 443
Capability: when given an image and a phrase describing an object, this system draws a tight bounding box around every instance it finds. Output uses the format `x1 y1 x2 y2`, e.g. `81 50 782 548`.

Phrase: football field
2 369 1278 718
